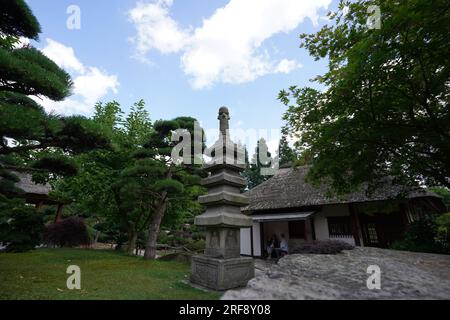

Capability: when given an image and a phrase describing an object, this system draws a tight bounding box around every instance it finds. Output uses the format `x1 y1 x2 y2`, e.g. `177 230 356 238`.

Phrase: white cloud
128 0 189 55
73 67 119 105
128 0 331 89
13 37 30 48
274 59 302 74
42 38 85 74
36 39 119 115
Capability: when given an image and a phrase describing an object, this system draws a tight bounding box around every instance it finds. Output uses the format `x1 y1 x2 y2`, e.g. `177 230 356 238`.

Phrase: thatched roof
243 166 442 212
13 171 52 195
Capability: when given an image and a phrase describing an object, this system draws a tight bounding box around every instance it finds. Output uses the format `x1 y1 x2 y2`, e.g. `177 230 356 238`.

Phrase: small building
240 166 446 257
3 171 67 223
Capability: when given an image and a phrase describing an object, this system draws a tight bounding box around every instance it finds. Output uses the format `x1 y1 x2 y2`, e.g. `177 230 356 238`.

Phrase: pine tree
0 0 109 252
242 138 273 189
0 0 109 194
113 117 204 258
276 134 296 167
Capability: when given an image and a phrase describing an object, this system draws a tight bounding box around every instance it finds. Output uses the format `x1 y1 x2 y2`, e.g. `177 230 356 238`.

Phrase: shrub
185 239 205 252
0 197 45 252
43 216 90 247
291 240 354 254
436 213 450 244
391 215 449 254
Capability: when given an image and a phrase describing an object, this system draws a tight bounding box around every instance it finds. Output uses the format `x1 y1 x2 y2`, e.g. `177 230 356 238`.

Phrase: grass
0 248 221 300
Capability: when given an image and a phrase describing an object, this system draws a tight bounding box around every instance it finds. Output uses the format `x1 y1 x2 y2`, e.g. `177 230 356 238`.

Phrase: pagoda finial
218 106 230 135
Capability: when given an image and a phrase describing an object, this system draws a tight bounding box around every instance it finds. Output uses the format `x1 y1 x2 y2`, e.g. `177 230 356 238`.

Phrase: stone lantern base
190 255 254 291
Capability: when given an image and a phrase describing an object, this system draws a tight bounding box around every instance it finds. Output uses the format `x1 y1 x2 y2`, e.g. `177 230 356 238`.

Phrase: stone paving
222 247 450 300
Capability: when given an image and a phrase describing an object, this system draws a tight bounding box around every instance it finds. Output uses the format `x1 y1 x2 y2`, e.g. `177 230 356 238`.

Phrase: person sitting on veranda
266 235 278 259
279 234 289 256
274 234 289 258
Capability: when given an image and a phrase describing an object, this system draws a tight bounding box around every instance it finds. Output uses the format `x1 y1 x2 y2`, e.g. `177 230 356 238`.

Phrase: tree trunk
144 198 167 259
126 230 138 256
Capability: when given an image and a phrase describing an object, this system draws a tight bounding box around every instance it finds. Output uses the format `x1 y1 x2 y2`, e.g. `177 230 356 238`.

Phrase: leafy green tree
0 196 44 252
429 187 450 211
279 0 450 193
53 101 152 251
242 138 273 189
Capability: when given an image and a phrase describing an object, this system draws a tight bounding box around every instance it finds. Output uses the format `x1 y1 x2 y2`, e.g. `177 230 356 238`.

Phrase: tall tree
279 0 450 193
0 0 108 251
242 138 273 189
114 117 204 258
275 134 296 167
0 0 108 191
54 100 152 252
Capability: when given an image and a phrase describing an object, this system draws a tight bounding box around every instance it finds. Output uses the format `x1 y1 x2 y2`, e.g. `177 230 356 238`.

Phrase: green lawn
0 248 221 300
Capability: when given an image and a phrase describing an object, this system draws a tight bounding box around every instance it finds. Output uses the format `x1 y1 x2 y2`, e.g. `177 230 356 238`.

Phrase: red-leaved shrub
43 217 90 247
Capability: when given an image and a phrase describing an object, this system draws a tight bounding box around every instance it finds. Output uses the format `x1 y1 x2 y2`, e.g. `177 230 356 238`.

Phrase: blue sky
26 0 336 151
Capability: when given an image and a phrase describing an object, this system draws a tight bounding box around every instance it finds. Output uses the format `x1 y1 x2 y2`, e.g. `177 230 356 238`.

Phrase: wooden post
250 226 254 257
349 203 364 247
35 201 44 213
304 219 307 241
311 217 316 241
54 204 64 223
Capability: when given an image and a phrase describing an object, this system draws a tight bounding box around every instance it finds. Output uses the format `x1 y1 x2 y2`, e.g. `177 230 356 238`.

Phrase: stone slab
191 255 254 291
222 247 450 300
195 211 252 227
201 172 246 188
198 191 249 206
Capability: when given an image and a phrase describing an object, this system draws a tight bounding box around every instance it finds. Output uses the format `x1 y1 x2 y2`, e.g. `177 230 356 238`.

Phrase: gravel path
222 247 450 300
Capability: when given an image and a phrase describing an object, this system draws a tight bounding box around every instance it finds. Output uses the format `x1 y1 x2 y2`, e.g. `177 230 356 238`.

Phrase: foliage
0 196 44 252
53 101 151 251
114 116 205 258
436 213 450 246
429 187 450 211
0 0 110 254
0 0 41 41
242 138 273 189
54 101 205 258
43 217 90 248
275 134 296 168
391 215 449 254
279 0 450 194
291 240 354 254
0 0 110 204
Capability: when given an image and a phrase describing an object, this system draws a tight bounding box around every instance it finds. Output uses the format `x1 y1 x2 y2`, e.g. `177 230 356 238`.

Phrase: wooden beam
35 201 44 213
349 203 364 247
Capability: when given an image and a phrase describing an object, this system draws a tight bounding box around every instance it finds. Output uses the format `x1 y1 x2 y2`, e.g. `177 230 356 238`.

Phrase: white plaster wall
240 222 262 256
314 204 355 245
240 228 252 255
252 222 261 257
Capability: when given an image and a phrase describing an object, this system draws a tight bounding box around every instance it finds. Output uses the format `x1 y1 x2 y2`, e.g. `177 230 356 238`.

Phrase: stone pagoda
190 106 254 291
